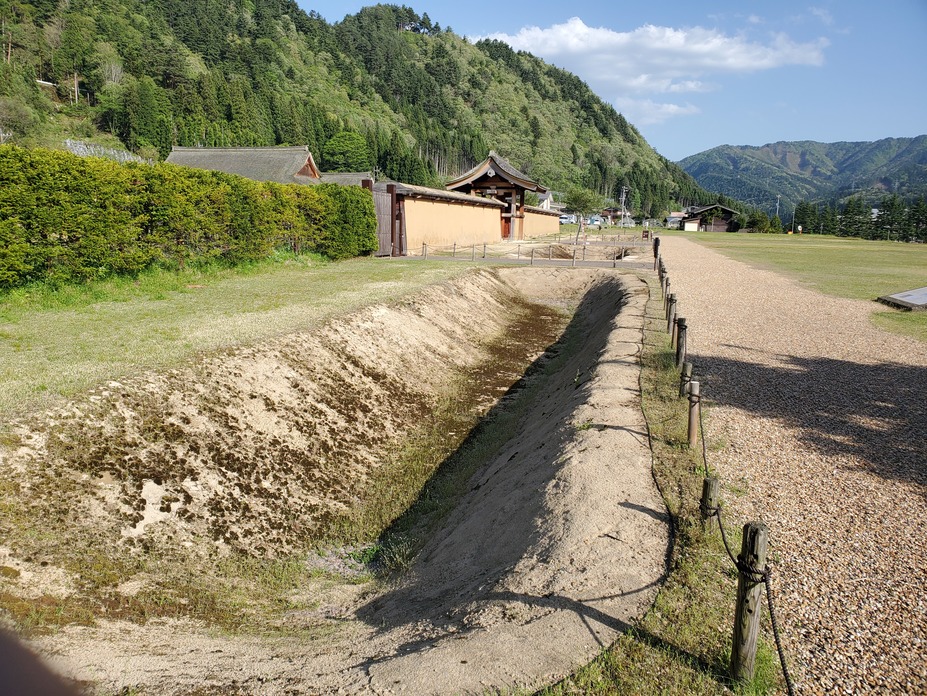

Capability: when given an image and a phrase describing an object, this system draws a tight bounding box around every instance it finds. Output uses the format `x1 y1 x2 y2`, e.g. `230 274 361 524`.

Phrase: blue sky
295 1 927 161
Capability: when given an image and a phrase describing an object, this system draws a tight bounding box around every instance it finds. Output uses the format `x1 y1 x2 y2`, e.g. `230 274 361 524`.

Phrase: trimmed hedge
0 145 378 288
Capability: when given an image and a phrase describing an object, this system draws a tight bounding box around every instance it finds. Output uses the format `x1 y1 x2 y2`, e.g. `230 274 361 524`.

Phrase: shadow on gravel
700 353 927 489
354 277 637 634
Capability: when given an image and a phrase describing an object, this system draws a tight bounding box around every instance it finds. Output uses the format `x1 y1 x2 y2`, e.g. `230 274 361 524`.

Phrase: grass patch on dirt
671 231 927 342
0 540 352 638
0 255 471 418
539 273 782 696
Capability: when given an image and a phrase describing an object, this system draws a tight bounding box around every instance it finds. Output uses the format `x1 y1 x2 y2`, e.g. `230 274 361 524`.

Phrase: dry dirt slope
1 267 668 694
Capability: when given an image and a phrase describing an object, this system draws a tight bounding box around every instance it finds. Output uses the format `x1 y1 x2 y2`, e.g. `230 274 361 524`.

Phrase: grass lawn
0 256 470 418
668 231 927 342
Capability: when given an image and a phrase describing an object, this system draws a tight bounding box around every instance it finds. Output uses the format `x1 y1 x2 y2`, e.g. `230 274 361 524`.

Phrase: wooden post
571 246 577 267
687 380 700 447
471 244 476 261
582 244 586 262
531 247 535 266
664 278 671 307
731 522 769 683
548 244 552 260
679 361 693 398
666 293 676 329
422 242 427 260
453 243 457 257
517 244 521 260
387 183 398 256
483 243 487 259
699 476 719 531
675 317 687 369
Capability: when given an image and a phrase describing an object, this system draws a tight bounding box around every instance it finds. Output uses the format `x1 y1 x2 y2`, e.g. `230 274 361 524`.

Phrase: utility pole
775 194 780 219
619 186 629 226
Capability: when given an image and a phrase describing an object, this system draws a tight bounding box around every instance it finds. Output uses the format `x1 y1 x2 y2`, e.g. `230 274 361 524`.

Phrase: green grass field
0 256 470 418
672 231 927 342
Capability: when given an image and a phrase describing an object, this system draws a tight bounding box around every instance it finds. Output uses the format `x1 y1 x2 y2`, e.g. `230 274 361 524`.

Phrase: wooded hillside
679 136 927 215
0 0 719 216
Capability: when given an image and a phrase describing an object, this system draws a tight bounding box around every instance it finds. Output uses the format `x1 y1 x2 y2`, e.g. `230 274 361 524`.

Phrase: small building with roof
165 146 372 187
369 181 507 256
446 151 551 240
680 204 741 232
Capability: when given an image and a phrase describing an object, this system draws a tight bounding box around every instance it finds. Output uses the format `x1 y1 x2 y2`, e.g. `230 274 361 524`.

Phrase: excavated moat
2 268 614 583
4 267 669 696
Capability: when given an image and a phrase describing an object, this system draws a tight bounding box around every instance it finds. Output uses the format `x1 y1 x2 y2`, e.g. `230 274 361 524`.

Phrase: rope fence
653 236 796 695
396 236 654 270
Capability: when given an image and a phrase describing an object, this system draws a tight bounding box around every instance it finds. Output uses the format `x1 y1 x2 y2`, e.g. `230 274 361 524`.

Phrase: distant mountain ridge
678 136 927 215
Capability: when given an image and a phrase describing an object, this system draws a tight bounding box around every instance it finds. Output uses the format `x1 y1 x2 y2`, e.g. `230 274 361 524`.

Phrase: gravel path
658 236 927 694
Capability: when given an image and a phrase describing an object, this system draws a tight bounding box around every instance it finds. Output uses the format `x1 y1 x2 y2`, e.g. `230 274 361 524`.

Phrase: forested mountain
0 0 720 216
679 137 927 215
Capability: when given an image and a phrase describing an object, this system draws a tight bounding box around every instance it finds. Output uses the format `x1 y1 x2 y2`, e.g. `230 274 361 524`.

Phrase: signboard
877 286 927 310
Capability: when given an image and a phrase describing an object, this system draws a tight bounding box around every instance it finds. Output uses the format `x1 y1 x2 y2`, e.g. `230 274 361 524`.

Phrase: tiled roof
446 151 547 193
375 181 505 207
166 146 323 185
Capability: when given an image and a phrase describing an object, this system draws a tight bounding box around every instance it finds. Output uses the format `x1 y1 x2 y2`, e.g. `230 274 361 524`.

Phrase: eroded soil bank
0 267 668 695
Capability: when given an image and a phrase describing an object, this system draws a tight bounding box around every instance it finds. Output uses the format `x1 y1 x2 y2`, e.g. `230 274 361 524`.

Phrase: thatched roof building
165 146 372 186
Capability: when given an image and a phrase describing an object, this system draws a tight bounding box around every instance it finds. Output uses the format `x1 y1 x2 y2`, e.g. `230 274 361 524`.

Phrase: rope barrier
656 240 795 696
697 393 710 478
711 504 796 696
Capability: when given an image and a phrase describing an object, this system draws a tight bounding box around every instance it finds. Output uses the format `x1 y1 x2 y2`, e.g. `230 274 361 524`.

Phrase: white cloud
810 7 835 26
613 98 700 126
478 17 829 125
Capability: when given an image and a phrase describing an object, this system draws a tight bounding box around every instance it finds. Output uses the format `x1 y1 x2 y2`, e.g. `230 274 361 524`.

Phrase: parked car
587 215 603 229
559 214 576 225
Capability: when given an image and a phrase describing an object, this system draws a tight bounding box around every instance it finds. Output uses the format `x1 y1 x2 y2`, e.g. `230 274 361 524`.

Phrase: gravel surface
659 236 927 694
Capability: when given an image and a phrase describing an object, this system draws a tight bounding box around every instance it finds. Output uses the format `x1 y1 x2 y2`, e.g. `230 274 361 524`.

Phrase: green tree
564 186 602 240
794 200 818 234
875 194 905 241
746 209 770 233
322 131 371 172
54 12 96 94
630 189 642 217
820 203 838 236
909 196 927 243
0 96 37 143
839 196 870 238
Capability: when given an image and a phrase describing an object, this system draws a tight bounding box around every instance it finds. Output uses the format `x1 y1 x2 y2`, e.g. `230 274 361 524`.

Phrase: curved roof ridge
446 151 546 193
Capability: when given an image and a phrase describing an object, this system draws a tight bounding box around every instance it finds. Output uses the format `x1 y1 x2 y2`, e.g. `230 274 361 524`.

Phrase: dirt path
658 236 927 694
21 268 668 695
